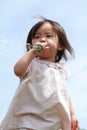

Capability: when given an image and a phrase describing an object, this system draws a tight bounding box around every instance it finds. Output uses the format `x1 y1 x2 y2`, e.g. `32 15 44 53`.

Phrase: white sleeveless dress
0 58 71 130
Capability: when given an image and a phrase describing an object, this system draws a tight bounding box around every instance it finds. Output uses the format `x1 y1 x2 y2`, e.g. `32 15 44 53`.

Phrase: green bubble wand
27 43 42 51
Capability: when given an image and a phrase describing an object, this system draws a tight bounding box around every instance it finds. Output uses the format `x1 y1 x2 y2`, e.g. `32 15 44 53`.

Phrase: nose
39 37 46 42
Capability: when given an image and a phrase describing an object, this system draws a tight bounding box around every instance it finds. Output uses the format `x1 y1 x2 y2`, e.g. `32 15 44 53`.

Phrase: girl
0 17 79 130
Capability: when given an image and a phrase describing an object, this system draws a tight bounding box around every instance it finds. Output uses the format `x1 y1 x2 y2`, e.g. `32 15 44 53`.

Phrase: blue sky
0 0 87 129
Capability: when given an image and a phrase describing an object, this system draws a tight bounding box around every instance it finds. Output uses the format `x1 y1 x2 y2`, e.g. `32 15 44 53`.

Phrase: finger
71 122 76 130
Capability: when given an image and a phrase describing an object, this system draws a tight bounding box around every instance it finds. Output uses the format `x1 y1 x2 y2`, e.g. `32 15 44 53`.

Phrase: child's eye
46 34 53 38
34 35 40 39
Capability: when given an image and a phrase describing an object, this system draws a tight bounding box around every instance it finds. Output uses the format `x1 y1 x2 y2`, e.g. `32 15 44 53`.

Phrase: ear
58 47 64 51
58 42 64 51
58 44 64 51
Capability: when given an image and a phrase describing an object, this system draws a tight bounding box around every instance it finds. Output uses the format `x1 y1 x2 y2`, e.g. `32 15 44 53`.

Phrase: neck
39 56 55 62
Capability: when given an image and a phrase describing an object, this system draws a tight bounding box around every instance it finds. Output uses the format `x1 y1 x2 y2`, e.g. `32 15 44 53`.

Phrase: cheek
32 39 36 46
49 44 58 55
50 41 58 50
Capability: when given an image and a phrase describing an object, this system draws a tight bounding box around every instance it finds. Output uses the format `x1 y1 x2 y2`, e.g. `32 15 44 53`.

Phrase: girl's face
32 22 61 62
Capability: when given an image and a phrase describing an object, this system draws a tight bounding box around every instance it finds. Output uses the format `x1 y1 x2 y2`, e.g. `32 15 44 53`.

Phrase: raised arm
14 49 35 77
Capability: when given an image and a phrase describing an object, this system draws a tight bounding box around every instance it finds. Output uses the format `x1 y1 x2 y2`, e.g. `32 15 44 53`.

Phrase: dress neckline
34 58 64 70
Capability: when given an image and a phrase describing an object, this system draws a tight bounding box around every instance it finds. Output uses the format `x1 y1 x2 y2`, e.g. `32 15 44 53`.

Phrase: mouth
43 46 49 50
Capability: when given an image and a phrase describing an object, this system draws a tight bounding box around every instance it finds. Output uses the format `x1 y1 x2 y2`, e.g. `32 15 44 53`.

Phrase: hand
71 114 79 130
31 43 49 58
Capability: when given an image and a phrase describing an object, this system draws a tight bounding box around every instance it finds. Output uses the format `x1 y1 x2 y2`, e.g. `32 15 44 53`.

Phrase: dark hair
26 17 74 62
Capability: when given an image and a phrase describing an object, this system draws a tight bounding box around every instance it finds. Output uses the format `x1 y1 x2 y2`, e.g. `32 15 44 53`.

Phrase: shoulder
58 62 70 80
